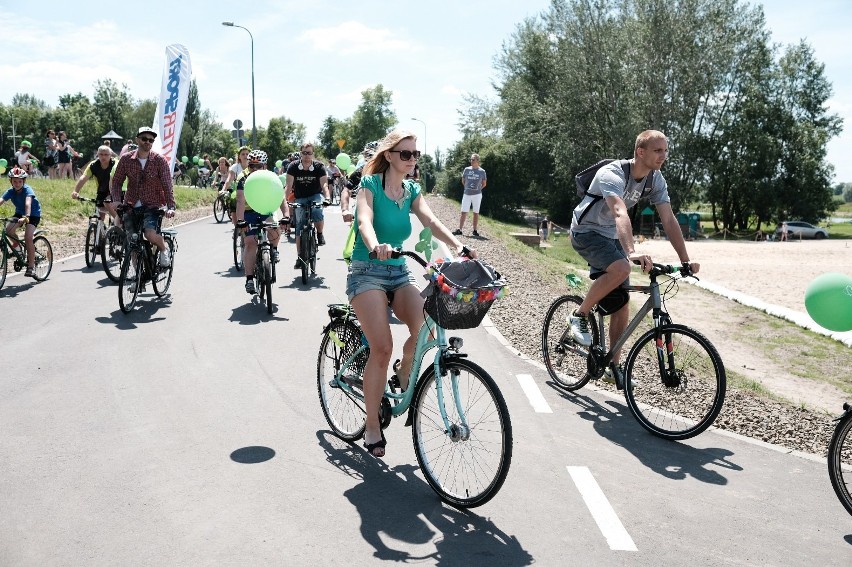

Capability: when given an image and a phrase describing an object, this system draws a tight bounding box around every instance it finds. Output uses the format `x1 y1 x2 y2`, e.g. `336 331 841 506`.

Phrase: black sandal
363 430 387 458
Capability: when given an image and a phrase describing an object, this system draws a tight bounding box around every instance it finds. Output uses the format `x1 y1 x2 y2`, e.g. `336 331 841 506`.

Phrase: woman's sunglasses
389 149 421 161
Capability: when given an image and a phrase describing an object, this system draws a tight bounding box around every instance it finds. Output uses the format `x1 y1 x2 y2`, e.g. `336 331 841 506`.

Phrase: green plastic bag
342 209 357 265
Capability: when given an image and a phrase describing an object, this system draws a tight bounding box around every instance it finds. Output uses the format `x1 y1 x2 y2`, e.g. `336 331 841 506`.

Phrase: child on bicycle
347 129 475 458
1 167 42 277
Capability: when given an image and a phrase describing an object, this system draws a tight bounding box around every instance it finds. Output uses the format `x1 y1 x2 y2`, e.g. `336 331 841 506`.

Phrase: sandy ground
635 236 852 316
630 236 851 413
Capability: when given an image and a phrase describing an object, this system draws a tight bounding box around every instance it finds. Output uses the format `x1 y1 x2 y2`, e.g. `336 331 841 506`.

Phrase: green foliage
451 0 842 227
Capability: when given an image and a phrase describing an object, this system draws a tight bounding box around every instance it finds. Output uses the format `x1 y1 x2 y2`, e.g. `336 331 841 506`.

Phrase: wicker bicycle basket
422 258 507 330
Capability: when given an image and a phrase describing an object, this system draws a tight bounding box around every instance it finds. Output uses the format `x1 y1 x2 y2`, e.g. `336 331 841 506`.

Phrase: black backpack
574 159 654 225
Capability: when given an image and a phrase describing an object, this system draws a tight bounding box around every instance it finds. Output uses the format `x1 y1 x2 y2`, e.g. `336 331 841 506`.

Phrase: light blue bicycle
317 249 512 508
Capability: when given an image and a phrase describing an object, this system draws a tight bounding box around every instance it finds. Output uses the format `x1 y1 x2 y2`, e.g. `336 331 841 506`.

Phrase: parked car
775 221 829 239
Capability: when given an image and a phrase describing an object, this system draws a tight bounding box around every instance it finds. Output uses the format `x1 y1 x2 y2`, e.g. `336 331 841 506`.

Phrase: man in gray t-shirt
566 130 700 388
454 153 487 237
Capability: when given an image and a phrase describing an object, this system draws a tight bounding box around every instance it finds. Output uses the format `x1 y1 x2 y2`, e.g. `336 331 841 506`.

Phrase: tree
261 116 306 163
348 85 396 154
92 79 133 139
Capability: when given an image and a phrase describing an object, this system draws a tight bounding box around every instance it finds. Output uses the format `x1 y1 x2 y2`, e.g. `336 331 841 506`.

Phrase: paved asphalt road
1 207 850 565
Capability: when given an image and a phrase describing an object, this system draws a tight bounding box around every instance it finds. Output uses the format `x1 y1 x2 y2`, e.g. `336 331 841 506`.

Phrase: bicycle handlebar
369 246 473 268
75 196 97 203
633 260 696 279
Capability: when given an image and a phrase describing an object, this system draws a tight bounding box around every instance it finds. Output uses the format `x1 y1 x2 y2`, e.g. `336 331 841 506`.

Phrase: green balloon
0 158 7 167
192 156 199 164
275 160 283 168
346 164 356 175
181 156 188 163
243 170 284 215
0 166 6 175
805 272 852 331
336 153 351 170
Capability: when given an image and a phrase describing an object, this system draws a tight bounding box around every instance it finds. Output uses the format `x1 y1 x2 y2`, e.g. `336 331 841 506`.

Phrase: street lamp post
222 21 257 149
411 117 427 157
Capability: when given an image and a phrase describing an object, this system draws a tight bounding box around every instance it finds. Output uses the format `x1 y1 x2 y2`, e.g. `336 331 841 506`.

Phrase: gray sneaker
603 364 633 390
568 310 592 346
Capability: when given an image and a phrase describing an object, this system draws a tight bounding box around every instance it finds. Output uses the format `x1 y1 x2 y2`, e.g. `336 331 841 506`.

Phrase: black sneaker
245 279 256 294
24 268 35 278
452 229 463 236
472 230 480 237
318 233 326 246
294 259 302 269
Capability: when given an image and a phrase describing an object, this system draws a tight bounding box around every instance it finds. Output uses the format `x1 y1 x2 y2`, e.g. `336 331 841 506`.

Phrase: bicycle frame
332 312 464 432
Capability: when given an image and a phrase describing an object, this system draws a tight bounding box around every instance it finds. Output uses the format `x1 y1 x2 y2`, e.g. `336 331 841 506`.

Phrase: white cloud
297 21 412 54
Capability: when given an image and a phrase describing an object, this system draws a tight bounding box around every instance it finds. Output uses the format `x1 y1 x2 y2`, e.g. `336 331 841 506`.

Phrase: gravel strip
421 194 836 458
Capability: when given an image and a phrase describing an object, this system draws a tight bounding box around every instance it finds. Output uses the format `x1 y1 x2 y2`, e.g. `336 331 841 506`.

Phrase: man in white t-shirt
454 153 487 237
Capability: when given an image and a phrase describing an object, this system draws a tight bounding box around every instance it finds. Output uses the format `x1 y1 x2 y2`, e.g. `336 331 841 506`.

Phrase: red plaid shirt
111 150 175 209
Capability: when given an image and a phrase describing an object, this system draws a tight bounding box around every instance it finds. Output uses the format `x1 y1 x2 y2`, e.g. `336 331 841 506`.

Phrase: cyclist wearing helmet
340 141 379 224
14 141 39 174
1 167 42 277
236 149 282 294
285 142 329 269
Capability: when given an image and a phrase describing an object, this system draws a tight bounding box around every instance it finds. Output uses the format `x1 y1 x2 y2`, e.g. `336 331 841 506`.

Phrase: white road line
516 374 552 413
566 466 637 552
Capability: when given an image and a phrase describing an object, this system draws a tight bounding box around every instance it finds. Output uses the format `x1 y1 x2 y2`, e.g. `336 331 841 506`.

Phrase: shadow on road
228 302 288 324
0 278 38 296
230 446 276 464
94 299 171 328
316 430 533 566
552 383 741 485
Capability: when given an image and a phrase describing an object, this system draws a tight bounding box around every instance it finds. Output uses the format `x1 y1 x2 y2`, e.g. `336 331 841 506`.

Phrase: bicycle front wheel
84 223 97 267
0 246 7 290
213 196 226 223
624 324 726 440
101 226 124 283
829 409 852 516
317 318 369 441
300 233 310 284
541 295 598 391
118 250 142 313
262 251 273 314
32 235 53 281
412 358 512 508
152 237 174 297
233 229 244 271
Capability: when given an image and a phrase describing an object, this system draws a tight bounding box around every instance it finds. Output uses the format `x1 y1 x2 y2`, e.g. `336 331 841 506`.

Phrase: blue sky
1 0 849 181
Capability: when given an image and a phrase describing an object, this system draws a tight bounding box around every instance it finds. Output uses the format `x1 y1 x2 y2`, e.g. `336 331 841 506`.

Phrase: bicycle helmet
8 166 28 178
247 149 268 165
363 140 379 158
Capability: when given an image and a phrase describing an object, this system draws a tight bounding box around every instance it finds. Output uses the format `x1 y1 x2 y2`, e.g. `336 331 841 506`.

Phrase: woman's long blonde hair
363 129 417 176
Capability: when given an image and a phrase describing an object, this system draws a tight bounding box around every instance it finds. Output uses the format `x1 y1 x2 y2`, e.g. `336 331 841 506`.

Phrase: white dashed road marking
567 466 637 551
516 374 552 413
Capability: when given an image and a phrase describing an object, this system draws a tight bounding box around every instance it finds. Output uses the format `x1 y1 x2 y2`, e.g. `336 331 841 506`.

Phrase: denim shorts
571 230 630 284
244 211 272 237
346 260 418 302
294 194 324 234
124 208 163 234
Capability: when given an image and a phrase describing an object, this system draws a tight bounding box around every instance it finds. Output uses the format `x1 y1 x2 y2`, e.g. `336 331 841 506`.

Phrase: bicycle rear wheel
101 226 124 283
829 408 852 516
624 324 726 440
213 196 227 223
412 358 512 508
541 295 598 391
84 223 97 267
118 250 143 313
233 228 244 271
317 318 369 441
32 235 53 281
152 237 174 297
